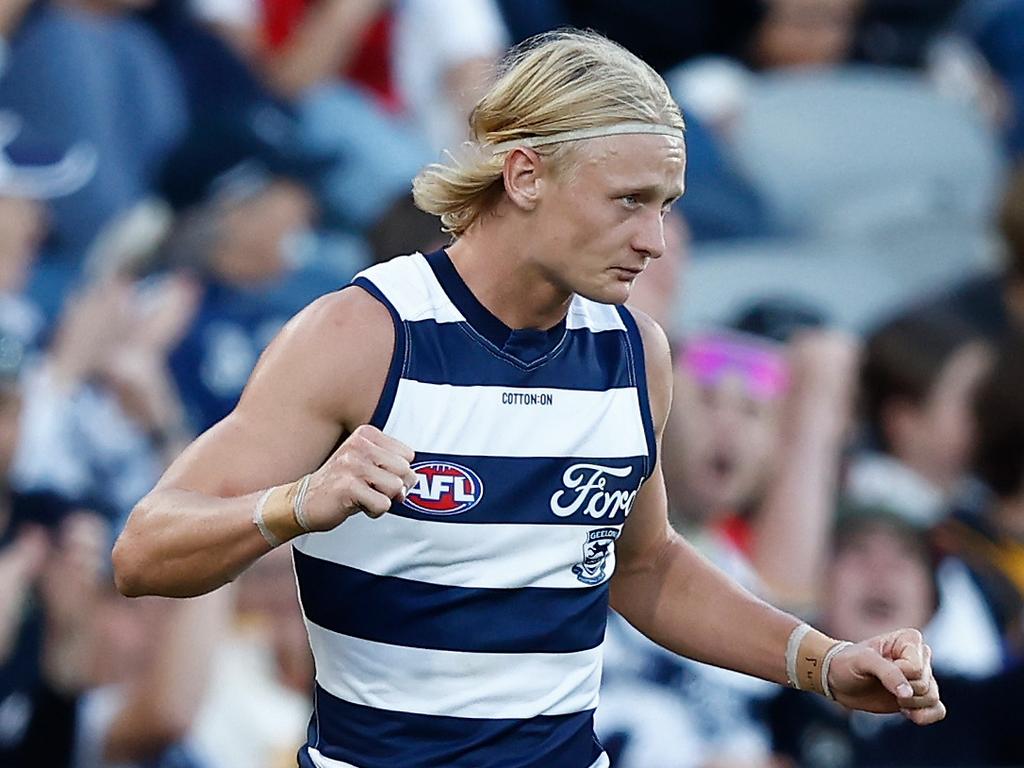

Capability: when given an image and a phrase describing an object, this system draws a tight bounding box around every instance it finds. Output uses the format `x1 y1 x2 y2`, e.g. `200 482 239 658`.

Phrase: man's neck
445 217 572 332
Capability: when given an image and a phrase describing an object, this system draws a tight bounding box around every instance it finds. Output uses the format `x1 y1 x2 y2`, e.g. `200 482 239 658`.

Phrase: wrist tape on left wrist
785 622 849 698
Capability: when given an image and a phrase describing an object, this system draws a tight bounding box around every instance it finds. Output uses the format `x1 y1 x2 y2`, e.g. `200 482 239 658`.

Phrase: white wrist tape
821 641 854 700
785 623 813 690
292 474 313 533
253 488 280 548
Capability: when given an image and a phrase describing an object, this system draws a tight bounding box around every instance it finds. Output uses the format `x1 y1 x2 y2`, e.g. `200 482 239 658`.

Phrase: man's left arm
610 310 945 725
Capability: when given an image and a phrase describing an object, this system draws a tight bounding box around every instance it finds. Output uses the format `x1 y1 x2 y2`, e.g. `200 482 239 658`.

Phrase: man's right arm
112 287 416 598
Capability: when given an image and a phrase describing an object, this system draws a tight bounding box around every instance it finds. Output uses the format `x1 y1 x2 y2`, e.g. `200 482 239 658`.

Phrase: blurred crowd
0 1 1023 767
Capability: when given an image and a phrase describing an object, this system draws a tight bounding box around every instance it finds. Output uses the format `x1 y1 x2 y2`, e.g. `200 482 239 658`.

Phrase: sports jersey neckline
424 248 568 364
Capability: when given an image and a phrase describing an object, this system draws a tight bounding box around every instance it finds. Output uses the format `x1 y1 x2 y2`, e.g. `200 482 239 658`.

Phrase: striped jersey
293 249 656 768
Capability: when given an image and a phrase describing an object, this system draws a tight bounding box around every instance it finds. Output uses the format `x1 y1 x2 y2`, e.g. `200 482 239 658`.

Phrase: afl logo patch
404 462 484 516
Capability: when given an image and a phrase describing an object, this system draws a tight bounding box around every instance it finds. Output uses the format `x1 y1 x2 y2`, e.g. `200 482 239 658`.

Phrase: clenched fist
829 628 946 725
257 425 418 544
298 424 418 530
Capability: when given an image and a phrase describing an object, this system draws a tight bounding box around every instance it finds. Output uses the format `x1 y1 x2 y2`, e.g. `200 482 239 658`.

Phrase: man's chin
575 282 632 306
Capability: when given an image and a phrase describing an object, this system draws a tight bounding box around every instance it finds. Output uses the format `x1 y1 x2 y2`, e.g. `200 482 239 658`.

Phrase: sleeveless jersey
293 249 656 768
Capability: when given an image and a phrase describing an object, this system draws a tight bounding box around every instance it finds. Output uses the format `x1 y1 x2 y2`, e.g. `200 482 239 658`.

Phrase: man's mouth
611 266 644 278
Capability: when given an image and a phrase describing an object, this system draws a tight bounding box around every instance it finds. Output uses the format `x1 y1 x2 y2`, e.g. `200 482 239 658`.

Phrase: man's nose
632 210 666 260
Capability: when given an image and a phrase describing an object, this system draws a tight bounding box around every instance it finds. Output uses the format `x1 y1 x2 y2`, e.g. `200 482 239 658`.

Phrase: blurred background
0 0 1023 766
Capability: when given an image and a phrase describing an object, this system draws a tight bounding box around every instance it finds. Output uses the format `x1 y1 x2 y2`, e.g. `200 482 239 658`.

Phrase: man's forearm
112 488 287 598
610 531 801 686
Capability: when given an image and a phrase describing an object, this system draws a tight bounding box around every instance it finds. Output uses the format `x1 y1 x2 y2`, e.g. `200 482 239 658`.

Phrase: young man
113 30 944 768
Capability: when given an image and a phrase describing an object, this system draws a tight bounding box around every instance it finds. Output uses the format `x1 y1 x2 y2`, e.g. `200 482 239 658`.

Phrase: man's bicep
615 458 674 578
157 288 394 497
614 307 676 570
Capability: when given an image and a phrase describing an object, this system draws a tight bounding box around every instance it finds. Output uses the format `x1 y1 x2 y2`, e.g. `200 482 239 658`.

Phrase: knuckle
353 424 379 439
367 498 391 516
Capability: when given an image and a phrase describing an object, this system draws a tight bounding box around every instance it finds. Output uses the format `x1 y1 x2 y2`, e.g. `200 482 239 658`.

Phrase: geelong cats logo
549 463 640 519
573 527 620 585
404 462 483 516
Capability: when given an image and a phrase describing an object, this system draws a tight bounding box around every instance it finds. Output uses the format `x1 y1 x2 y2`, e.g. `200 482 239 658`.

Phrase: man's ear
502 147 545 212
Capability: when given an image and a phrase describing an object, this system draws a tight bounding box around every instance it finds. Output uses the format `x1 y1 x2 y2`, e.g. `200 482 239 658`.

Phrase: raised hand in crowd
48 279 135 392
751 329 860 610
101 274 200 457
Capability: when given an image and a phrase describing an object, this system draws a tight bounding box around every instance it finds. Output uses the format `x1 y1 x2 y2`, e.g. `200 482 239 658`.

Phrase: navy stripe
405 320 632 388
617 307 657 478
350 278 406 430
424 248 517 350
393 453 646 526
306 684 603 768
294 549 609 653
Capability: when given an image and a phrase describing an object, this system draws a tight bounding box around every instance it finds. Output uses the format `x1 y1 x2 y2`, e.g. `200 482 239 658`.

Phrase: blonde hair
412 29 685 237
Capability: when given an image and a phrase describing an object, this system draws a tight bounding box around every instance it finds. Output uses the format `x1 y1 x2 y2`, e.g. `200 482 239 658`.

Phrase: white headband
488 121 684 153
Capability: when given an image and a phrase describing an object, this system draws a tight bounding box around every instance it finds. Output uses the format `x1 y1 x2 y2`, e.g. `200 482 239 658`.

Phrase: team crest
403 461 483 516
572 527 619 585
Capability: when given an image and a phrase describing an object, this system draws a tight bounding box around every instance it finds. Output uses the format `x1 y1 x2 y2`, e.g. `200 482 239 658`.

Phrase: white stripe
307 747 609 768
359 253 628 334
294 514 621 590
567 294 626 332
356 253 464 324
307 625 603 719
385 382 647 458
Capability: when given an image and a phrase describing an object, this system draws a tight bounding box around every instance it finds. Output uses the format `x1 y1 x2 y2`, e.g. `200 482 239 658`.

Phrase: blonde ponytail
413 29 684 237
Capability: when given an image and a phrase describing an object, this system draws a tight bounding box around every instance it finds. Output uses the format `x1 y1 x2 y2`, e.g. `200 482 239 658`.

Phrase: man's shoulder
244 287 395 429
620 305 673 428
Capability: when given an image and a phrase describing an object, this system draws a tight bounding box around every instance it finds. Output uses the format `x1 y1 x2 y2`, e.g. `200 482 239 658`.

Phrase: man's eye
621 195 640 208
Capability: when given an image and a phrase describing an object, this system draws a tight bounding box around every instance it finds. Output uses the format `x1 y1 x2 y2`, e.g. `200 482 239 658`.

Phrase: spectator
849 309 993 523
392 0 509 153
183 0 434 244
0 0 186 289
0 111 99 347
160 176 321 432
186 547 312 768
769 508 1024 768
750 0 865 70
935 333 1024 665
0 344 108 765
73 587 235 768
11 276 196 523
850 309 1006 677
666 321 856 607
598 287 858 766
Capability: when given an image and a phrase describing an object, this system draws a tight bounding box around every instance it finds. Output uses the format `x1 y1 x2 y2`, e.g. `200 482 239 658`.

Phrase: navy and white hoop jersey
293 249 656 768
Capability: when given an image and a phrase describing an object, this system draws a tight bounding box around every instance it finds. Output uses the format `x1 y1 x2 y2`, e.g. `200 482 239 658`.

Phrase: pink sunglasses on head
681 331 790 401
